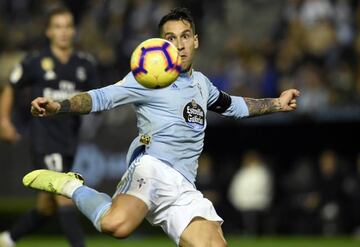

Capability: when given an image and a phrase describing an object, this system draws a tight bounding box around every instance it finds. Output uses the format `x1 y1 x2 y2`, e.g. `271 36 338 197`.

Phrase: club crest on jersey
41 57 54 71
41 57 56 80
183 100 205 130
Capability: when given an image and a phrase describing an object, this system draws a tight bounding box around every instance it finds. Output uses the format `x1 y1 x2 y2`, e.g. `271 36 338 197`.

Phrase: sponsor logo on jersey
183 99 205 129
43 80 80 101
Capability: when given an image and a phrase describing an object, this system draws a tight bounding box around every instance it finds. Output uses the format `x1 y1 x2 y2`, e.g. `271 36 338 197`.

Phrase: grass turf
14 236 360 247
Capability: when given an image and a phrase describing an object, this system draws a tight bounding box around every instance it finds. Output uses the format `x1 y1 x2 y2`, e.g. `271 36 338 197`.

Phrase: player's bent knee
100 214 133 239
103 222 133 239
99 194 148 239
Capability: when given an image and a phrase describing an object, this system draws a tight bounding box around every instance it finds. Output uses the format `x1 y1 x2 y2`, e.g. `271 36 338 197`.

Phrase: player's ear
194 34 199 49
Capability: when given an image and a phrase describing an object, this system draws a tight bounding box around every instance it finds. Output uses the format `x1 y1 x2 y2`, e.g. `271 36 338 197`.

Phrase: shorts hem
117 191 152 211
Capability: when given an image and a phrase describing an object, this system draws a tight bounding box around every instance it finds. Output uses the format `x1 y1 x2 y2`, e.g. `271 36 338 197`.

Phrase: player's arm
0 84 20 142
31 92 92 117
244 89 300 117
206 73 300 118
1 53 36 142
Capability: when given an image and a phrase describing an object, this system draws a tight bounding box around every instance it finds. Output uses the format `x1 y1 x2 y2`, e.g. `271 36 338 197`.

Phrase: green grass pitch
14 236 360 247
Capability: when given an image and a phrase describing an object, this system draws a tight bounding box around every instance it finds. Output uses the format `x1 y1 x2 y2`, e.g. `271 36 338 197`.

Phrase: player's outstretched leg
23 169 114 231
23 169 84 197
22 169 148 239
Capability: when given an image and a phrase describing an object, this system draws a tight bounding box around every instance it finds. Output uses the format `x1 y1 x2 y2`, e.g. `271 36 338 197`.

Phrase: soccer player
0 7 99 247
23 7 299 247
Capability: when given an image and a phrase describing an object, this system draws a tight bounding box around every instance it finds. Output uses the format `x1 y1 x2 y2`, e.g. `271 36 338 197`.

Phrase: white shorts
114 154 223 245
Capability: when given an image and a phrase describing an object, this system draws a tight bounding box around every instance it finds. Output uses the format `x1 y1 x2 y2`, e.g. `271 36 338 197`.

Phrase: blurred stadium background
0 0 359 246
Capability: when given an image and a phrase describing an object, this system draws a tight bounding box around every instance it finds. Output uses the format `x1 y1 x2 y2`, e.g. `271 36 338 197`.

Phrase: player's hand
31 97 60 117
0 118 21 143
278 89 300 112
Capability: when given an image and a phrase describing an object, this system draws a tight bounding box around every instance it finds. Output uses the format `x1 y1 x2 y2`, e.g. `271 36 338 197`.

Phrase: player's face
161 20 199 72
46 13 75 49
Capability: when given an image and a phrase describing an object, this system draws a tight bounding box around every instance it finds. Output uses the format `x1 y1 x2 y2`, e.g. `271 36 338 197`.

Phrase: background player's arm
244 89 300 117
31 92 92 117
0 84 20 143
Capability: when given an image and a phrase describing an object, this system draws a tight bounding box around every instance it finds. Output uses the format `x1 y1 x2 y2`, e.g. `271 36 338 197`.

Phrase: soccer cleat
0 232 15 247
23 169 84 197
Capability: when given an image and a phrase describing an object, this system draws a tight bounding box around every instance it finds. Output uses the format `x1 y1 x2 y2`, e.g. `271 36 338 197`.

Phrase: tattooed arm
244 89 300 117
30 92 92 117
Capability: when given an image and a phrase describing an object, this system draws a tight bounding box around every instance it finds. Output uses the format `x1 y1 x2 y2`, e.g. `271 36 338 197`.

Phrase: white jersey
88 70 249 184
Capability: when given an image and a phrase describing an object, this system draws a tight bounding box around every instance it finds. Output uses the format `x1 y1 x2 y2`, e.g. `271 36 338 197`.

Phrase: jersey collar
179 69 193 79
173 69 196 88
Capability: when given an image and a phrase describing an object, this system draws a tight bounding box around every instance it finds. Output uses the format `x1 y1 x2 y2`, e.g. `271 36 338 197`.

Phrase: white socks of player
62 179 83 198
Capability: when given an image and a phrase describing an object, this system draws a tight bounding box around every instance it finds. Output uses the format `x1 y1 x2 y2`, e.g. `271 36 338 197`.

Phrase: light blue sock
72 186 112 231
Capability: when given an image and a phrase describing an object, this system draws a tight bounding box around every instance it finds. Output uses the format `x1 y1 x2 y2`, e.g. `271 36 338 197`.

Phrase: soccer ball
130 38 181 89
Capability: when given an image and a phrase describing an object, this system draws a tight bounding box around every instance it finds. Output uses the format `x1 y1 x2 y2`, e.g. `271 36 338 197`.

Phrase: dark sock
58 206 86 247
9 209 49 241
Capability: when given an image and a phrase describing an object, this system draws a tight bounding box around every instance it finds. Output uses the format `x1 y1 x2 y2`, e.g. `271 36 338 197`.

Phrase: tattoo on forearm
244 98 282 117
59 93 92 114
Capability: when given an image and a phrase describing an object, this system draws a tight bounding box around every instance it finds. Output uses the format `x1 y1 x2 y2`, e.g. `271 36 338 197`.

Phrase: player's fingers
290 99 296 104
31 98 45 112
33 98 49 109
290 103 297 109
30 106 38 116
31 105 45 116
291 89 300 97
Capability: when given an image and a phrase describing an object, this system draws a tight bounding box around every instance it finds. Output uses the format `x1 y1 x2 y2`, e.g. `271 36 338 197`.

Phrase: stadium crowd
0 0 359 238
1 0 360 111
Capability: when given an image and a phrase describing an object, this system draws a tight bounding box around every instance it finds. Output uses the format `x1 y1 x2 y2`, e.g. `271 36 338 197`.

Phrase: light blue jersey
88 70 249 184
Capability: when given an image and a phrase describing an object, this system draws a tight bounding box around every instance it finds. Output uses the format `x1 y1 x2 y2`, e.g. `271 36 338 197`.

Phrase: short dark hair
158 7 196 35
45 6 73 28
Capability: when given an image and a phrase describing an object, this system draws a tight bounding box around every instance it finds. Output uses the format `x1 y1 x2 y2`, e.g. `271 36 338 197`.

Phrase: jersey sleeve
9 54 35 89
223 96 249 119
88 72 149 112
204 74 249 119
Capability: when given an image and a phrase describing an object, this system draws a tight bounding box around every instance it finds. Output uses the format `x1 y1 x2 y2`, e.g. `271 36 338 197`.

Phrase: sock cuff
93 202 112 232
63 179 83 198
72 186 113 232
